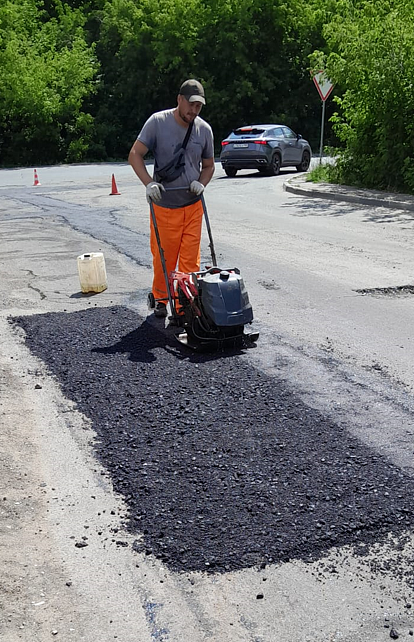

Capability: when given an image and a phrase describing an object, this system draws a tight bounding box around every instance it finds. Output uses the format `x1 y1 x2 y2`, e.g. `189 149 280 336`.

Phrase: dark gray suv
220 124 312 177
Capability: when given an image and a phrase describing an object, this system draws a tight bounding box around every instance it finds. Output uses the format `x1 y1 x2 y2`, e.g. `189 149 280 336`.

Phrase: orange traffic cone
33 169 41 186
110 174 120 195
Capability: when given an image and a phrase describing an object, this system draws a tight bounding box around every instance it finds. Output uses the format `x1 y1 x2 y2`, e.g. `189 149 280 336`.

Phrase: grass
306 162 334 183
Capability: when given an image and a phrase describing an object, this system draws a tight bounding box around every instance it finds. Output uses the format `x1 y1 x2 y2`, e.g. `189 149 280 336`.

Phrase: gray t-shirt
137 108 214 209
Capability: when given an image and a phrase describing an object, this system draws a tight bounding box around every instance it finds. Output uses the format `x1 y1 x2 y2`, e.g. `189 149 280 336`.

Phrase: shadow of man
91 316 185 363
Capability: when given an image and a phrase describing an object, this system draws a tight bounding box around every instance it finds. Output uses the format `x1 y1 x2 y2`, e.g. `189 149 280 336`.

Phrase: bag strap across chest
181 120 193 150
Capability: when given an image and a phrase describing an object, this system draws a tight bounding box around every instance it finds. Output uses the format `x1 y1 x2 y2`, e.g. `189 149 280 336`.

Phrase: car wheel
296 150 311 172
225 167 237 177
268 153 281 176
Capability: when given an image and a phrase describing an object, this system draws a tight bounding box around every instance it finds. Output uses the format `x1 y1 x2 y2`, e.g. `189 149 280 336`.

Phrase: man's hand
146 181 165 203
189 180 205 196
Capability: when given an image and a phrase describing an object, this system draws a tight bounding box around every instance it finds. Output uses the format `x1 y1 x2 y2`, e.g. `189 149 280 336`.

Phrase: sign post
312 71 334 164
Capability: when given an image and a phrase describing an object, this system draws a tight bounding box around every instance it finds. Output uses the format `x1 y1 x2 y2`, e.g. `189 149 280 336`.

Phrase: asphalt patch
12 306 414 574
356 284 414 297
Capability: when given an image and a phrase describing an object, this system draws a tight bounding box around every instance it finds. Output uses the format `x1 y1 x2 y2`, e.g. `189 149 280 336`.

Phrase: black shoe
154 302 168 318
168 314 185 327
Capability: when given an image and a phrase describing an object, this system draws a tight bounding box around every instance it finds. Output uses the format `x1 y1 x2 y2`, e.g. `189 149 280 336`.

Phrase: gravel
12 306 414 574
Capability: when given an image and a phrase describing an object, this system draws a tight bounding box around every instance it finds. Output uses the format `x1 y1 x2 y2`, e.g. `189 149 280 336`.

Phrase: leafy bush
0 0 98 165
311 0 414 194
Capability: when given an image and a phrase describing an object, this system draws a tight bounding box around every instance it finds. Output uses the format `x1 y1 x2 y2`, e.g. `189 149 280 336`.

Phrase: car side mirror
297 133 303 140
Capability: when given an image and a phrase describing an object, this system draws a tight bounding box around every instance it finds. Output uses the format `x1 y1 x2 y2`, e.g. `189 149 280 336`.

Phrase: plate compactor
148 191 259 351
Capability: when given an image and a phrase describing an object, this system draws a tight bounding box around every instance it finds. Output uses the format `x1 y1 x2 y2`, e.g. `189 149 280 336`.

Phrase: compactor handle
204 266 221 275
163 186 191 191
204 266 240 275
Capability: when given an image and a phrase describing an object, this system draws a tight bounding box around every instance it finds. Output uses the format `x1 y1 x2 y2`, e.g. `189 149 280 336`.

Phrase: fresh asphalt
12 305 414 579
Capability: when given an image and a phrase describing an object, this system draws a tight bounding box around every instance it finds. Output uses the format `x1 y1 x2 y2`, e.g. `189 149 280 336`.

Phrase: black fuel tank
199 269 253 327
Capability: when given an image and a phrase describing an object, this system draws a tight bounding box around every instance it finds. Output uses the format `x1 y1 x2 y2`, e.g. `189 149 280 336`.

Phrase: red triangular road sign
313 71 334 102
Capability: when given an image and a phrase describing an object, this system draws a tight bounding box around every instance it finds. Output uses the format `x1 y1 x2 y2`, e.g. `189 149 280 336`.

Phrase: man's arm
128 140 153 187
128 139 165 203
198 157 215 186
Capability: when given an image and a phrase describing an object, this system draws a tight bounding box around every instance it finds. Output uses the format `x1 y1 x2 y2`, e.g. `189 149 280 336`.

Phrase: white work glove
189 180 205 196
146 181 165 203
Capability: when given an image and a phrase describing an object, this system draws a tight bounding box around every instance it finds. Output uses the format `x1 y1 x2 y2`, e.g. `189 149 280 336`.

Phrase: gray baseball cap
179 79 206 105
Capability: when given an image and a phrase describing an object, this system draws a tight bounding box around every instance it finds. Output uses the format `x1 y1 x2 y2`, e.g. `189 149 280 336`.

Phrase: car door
281 126 302 164
270 127 285 159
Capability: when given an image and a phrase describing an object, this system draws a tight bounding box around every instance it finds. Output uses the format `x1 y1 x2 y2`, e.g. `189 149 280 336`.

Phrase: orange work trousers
150 199 203 303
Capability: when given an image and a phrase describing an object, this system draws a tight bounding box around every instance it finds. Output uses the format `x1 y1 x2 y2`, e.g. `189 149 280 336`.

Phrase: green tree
94 0 328 158
0 0 98 165
312 0 414 193
197 0 327 143
93 0 209 158
0 0 336 164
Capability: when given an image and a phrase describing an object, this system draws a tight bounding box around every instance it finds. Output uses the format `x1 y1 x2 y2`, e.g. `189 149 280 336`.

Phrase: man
128 79 215 318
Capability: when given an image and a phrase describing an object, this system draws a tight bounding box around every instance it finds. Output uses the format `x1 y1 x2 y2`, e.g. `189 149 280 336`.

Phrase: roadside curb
283 176 414 212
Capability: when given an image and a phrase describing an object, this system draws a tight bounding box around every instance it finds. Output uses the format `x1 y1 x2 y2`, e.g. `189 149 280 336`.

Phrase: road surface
1 163 414 641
